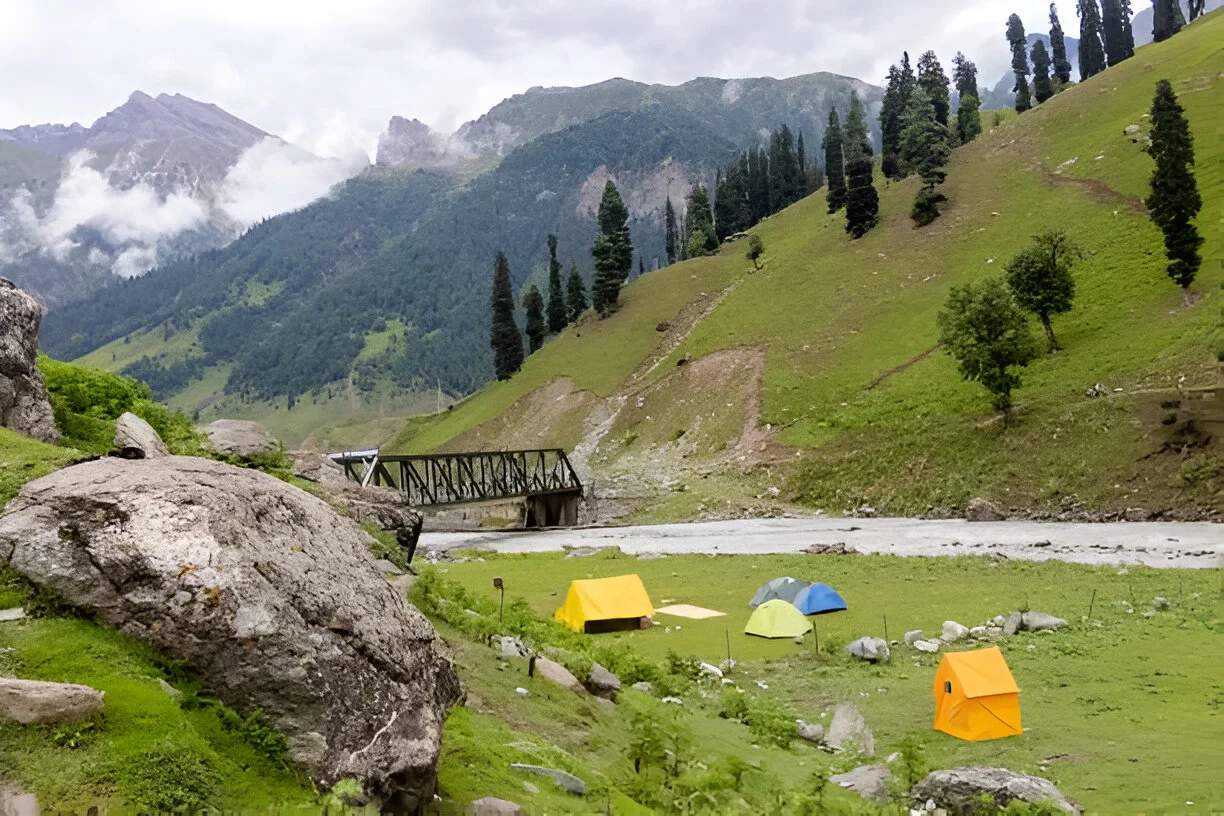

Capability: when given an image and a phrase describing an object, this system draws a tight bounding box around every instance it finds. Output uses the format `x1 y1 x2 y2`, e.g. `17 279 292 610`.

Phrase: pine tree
565 264 588 322
917 51 952 129
522 284 545 354
843 96 879 238
1049 4 1074 85
590 180 633 314
1078 0 1108 80
747 148 771 222
1152 0 1185 42
952 52 979 101
900 88 952 225
844 92 873 157
664 198 678 266
1101 0 1135 65
684 185 719 257
1007 14 1032 112
1188 0 1206 21
546 234 566 333
489 251 523 380
957 95 983 144
796 131 808 192
1031 40 1055 103
714 162 750 239
823 110 848 213
1146 80 1203 295
880 64 907 179
1005 230 1078 352
638 256 646 278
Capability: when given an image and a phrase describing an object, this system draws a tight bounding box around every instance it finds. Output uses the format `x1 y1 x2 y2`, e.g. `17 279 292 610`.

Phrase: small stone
831 764 890 803
904 630 924 645
522 782 539 795
940 621 970 643
514 688 529 696
1003 611 1022 636
661 696 683 705
797 721 825 744
499 636 529 658
0 607 26 622
467 797 523 815
700 662 723 678
631 682 653 693
1152 597 1169 610
913 640 941 653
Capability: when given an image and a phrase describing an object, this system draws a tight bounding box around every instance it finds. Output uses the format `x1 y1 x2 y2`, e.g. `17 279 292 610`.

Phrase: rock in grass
796 722 825 745
0 677 104 725
113 412 169 459
941 621 970 643
467 797 523 815
0 607 25 622
0 456 460 807
1152 597 1170 610
509 764 586 795
913 639 941 653
904 629 924 645
587 663 621 700
204 419 280 459
1022 612 1068 632
0 279 59 444
912 767 1079 814
831 764 891 803
533 657 582 692
847 637 890 663
826 703 874 756
1003 611 1023 636
965 498 1006 522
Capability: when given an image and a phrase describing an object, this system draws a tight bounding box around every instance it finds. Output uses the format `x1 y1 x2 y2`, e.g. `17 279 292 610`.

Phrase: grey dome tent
749 577 809 608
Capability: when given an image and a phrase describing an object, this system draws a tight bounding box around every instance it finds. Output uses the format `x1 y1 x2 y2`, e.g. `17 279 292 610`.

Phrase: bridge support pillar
525 491 581 528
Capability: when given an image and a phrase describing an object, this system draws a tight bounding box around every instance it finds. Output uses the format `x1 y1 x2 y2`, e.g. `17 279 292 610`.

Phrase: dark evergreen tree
1049 4 1074 85
1078 0 1108 79
1031 40 1055 103
843 97 879 238
796 131 809 192
546 234 566 333
880 64 907 179
1007 14 1032 112
664 197 678 266
957 94 983 144
917 50 952 128
522 284 545 354
1101 0 1135 65
1152 0 1185 41
900 88 952 225
714 162 750 239
952 52 979 101
1146 80 1203 294
565 264 587 323
1005 230 1078 352
768 123 803 211
684 185 719 257
747 148 771 222
489 251 523 380
844 92 873 157
1188 0 1206 20
591 180 632 314
823 109 848 213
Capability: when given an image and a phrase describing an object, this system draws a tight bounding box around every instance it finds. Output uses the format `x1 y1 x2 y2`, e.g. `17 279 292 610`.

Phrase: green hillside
390 11 1222 518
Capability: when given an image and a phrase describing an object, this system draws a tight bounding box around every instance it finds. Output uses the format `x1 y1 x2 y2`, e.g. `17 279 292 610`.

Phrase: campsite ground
430 547 1222 814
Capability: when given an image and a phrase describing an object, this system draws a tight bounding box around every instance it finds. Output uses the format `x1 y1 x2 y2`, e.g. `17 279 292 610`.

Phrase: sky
1 0 1159 161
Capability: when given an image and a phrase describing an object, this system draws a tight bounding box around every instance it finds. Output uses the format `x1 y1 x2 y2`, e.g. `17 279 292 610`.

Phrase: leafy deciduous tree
1146 80 1203 296
937 277 1038 426
1005 230 1078 351
489 251 523 380
745 234 764 270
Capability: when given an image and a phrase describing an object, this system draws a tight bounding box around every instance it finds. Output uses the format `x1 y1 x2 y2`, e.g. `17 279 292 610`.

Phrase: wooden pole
883 614 889 644
725 629 732 671
1087 588 1097 620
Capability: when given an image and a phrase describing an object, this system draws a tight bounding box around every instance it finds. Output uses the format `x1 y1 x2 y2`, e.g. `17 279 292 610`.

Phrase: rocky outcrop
0 279 58 444
113 411 168 458
0 456 460 807
912 767 1079 814
204 419 280 459
966 498 1006 522
288 452 423 552
0 678 105 725
830 764 890 803
826 703 874 756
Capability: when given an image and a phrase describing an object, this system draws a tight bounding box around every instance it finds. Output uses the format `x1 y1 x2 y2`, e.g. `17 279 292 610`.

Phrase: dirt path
420 517 1222 569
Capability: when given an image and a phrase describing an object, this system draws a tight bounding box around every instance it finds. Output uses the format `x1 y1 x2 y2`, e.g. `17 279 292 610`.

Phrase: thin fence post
883 614 889 644
1087 588 1097 620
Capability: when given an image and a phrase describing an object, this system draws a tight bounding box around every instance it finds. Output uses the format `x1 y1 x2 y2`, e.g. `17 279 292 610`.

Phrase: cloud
217 137 366 226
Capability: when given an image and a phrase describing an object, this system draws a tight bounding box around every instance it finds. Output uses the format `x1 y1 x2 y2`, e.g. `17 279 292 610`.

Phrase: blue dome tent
792 583 848 616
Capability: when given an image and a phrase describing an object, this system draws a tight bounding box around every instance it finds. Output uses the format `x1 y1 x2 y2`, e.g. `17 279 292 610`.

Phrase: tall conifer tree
796 131 808 192
1101 0 1135 65
1049 4 1074 85
522 285 545 354
843 96 879 238
1031 40 1055 103
917 51 952 128
1078 0 1108 79
1007 14 1032 112
1152 0 1185 41
823 110 848 213
591 181 632 314
546 234 566 333
1187 0 1206 20
900 88 951 225
565 264 587 323
1146 80 1203 295
880 64 907 179
844 92 873 157
684 185 719 257
489 252 523 380
957 95 982 144
664 198 678 266
952 52 979 101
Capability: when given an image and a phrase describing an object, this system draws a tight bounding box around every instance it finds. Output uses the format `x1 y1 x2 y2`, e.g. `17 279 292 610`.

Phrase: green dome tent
744 599 812 639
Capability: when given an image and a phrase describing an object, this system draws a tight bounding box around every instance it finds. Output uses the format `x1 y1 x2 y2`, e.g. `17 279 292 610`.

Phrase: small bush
109 741 224 811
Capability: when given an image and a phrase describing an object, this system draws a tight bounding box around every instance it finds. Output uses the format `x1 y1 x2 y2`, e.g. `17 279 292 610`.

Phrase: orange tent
932 646 1022 741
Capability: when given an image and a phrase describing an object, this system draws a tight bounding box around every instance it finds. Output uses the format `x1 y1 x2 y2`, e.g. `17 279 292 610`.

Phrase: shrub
109 741 224 811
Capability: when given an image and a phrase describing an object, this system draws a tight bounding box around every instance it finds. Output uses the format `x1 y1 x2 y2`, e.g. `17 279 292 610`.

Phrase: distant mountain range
0 92 361 307
41 71 883 415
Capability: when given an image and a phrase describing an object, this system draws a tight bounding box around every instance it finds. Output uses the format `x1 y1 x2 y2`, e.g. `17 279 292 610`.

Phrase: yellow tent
554 574 654 633
933 646 1022 741
744 599 812 639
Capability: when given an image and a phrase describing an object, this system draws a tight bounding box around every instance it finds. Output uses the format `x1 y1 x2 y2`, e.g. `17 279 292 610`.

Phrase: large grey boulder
847 636 890 662
941 621 970 643
288 451 352 490
587 663 621 700
1022 612 1068 632
0 456 460 807
830 764 890 803
533 657 582 693
289 452 423 551
966 498 1006 522
912 767 1079 814
113 411 168 458
1003 611 1023 636
826 703 874 756
204 419 280 458
0 279 58 444
0 677 105 725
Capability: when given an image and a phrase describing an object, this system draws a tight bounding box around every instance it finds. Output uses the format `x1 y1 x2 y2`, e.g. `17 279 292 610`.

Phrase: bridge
328 448 584 527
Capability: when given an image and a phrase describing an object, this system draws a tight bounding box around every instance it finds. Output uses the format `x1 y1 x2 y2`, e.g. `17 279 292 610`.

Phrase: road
419 517 1222 569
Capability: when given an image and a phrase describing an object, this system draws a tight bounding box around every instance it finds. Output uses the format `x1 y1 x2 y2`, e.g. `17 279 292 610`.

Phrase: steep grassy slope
390 12 1222 518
